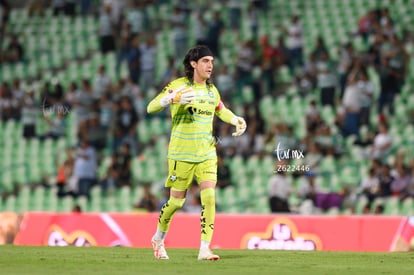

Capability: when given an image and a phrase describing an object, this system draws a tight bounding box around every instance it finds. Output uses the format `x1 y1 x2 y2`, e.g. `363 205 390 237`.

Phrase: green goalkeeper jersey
148 77 223 163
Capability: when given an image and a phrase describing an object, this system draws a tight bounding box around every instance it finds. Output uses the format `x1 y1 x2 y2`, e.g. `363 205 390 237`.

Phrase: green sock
200 188 216 242
157 196 185 232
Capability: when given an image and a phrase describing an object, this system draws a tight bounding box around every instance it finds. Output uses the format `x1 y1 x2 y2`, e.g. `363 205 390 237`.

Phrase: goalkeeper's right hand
160 86 195 107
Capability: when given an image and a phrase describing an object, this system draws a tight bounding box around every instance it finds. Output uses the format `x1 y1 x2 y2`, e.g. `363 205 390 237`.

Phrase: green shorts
165 158 217 191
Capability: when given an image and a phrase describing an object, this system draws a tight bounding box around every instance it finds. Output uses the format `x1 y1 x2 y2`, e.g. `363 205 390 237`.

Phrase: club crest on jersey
208 90 214 97
170 173 177 182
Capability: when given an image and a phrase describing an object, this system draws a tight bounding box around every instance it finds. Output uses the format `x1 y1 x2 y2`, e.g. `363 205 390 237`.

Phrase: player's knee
200 188 215 206
168 196 186 209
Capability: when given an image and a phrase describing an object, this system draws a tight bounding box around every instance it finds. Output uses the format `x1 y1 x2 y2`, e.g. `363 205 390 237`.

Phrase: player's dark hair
183 45 213 87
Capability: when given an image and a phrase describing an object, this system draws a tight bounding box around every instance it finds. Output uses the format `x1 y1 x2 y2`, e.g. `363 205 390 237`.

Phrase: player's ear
190 60 197 69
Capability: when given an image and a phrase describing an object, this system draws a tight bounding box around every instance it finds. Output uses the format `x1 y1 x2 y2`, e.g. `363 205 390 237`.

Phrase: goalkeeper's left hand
230 116 247 137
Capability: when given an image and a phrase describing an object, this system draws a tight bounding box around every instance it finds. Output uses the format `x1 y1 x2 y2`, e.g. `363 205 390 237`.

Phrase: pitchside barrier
2 212 413 251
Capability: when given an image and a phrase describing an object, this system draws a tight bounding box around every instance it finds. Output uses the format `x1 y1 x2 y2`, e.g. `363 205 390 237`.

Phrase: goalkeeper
147 45 246 260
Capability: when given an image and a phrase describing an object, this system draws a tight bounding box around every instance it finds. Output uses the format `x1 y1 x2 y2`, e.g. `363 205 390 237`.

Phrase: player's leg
196 159 220 260
151 160 194 259
152 188 185 260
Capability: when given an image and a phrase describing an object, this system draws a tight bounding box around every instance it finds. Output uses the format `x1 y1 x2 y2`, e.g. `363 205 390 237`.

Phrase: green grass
0 246 413 275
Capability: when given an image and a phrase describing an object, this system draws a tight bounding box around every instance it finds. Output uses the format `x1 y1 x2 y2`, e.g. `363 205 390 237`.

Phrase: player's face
193 56 214 83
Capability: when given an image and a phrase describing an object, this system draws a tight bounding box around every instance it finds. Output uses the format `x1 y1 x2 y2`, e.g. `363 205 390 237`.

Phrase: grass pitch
1 246 413 275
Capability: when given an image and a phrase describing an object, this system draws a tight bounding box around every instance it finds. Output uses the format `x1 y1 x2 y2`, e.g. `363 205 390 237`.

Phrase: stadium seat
399 198 413 216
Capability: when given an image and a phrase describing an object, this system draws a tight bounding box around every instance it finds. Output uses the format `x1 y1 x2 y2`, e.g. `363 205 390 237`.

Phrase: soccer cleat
151 237 169 260
197 248 220 261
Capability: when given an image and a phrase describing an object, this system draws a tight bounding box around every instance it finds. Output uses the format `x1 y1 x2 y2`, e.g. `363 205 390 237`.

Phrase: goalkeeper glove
160 86 196 107
230 116 247 137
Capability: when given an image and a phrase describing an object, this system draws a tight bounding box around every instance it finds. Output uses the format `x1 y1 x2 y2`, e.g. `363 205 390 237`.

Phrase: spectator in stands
134 184 158 212
305 99 322 134
259 36 278 94
215 123 236 158
100 152 121 194
64 81 79 110
51 0 65 16
139 35 157 93
93 65 111 100
297 172 322 205
158 56 178 91
402 160 414 199
115 20 132 79
247 1 259 39
337 42 355 97
97 91 113 131
317 51 337 108
56 147 75 198
40 108 66 140
112 96 139 155
378 56 400 116
10 78 24 102
359 167 380 204
4 34 24 63
274 36 289 69
373 204 384 214
295 71 314 98
206 10 224 57
127 35 141 84
378 163 394 197
170 5 188 58
390 164 411 197
268 161 291 213
313 123 335 156
73 79 95 130
367 31 384 70
227 0 242 31
302 142 322 173
388 34 408 93
80 0 91 15
64 0 77 17
82 113 107 152
364 122 392 160
0 1 10 50
21 90 37 139
342 69 361 137
311 36 328 61
235 40 256 92
117 142 132 187
357 70 374 126
126 1 144 37
73 139 97 200
284 15 303 74
121 77 145 119
358 10 376 42
215 65 235 102
194 11 208 46
217 155 231 189
98 3 116 54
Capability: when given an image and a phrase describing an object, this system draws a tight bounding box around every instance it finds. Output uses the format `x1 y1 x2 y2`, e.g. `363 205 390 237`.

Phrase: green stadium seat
399 198 413 216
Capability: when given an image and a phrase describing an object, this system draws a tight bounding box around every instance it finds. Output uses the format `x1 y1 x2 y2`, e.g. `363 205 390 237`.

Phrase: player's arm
215 100 247 137
147 85 196 114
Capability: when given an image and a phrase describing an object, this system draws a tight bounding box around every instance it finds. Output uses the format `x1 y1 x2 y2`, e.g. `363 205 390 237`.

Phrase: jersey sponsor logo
187 107 213 116
197 109 212 115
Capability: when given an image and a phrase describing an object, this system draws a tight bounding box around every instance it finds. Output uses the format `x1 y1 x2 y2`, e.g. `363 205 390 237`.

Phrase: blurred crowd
0 0 414 214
